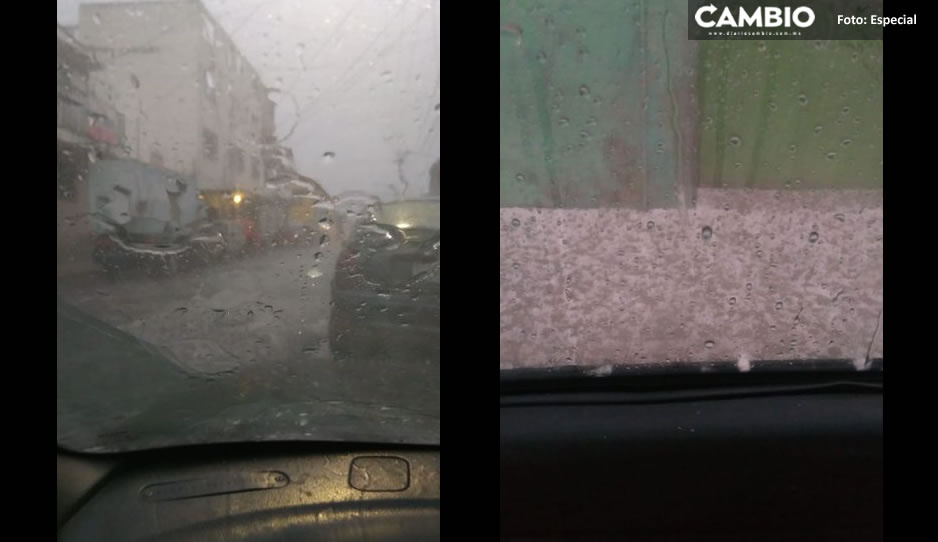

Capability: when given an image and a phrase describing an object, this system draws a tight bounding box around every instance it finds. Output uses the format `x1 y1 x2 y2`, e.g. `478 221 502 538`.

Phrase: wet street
59 243 338 374
57 241 440 451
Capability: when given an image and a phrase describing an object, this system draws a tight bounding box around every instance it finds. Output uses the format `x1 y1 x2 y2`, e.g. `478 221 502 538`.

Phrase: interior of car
500 361 882 542
58 443 440 542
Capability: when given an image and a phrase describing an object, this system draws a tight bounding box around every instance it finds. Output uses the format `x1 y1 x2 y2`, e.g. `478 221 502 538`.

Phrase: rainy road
57 241 441 451
58 243 338 373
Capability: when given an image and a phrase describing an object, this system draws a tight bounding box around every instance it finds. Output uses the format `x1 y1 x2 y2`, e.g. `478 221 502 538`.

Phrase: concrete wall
500 190 883 369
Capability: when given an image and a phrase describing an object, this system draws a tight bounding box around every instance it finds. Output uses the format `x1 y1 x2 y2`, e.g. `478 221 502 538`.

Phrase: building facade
77 0 273 195
57 24 126 277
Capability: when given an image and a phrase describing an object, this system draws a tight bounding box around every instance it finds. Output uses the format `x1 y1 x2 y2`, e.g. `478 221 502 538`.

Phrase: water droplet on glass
841 138 852 146
511 218 521 228
646 221 655 230
728 297 737 305
775 301 783 310
704 340 715 349
578 84 591 97
729 135 741 146
515 173 526 183
826 152 837 160
798 94 808 106
701 226 713 240
814 125 823 134
559 117 569 126
808 231 819 243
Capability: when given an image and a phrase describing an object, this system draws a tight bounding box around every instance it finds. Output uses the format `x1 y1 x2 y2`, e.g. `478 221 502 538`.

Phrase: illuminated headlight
396 222 411 229
233 193 244 204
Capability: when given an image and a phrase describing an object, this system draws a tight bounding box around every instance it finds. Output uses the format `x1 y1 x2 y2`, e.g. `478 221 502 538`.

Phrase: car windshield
57 0 440 452
499 1 882 374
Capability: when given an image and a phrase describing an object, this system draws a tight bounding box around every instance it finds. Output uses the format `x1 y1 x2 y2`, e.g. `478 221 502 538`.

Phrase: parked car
329 198 440 365
87 159 206 275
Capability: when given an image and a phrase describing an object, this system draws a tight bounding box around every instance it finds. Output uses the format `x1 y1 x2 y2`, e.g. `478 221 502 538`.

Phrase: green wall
699 39 882 189
500 0 697 209
500 1 883 208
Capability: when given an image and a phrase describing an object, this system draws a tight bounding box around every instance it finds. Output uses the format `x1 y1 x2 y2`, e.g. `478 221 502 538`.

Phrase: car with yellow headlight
329 197 440 365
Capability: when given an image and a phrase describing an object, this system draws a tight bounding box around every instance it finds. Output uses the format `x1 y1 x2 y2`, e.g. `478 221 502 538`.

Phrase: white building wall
78 1 268 192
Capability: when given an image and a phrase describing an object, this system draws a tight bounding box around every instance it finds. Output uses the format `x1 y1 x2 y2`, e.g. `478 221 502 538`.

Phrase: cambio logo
695 4 816 28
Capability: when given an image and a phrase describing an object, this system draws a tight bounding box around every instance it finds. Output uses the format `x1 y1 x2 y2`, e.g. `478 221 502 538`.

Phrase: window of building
202 129 218 161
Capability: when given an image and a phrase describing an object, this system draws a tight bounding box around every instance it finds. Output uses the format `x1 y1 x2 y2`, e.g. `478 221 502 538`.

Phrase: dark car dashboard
58 443 440 542
500 363 883 542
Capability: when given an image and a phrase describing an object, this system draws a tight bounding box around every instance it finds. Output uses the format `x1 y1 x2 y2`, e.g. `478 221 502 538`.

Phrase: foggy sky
57 0 440 200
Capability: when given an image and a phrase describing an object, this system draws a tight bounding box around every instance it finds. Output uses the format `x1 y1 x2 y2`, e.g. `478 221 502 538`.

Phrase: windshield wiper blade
501 378 882 407
501 359 882 405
